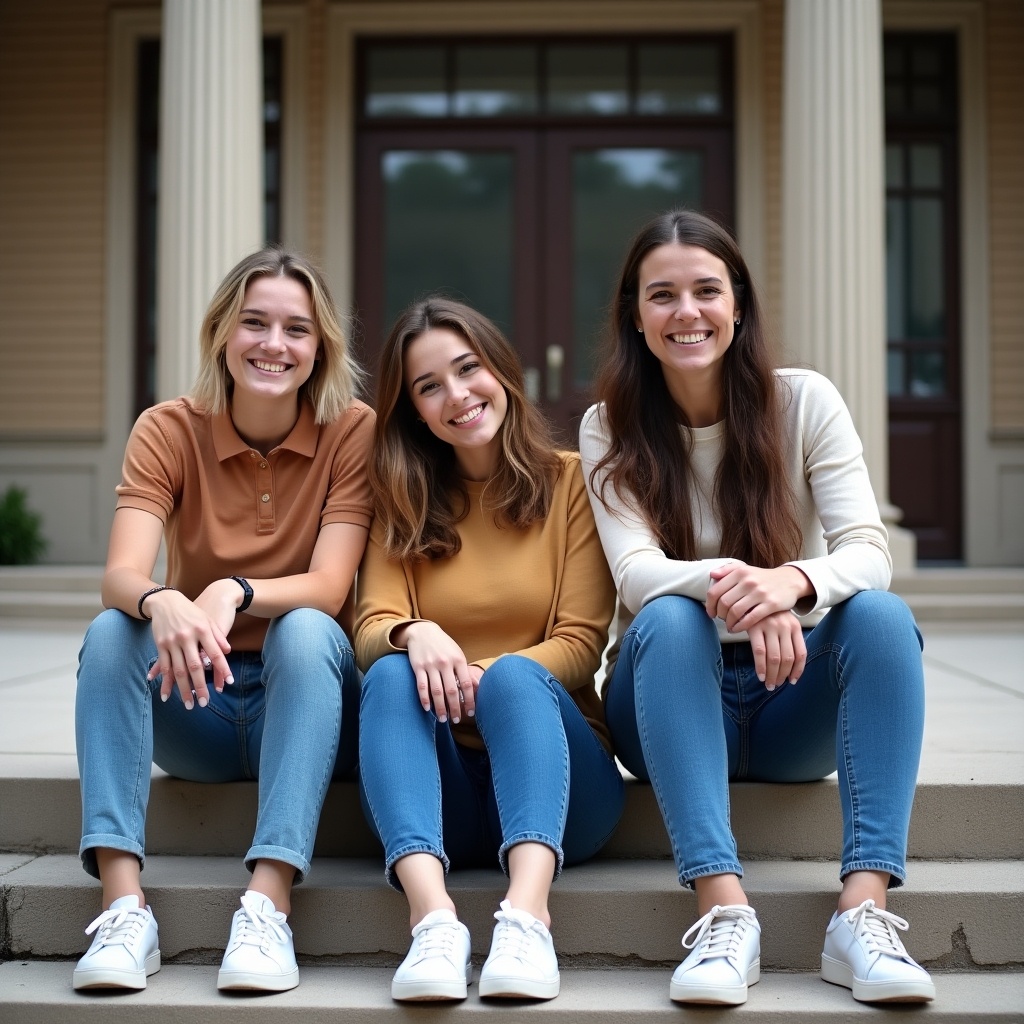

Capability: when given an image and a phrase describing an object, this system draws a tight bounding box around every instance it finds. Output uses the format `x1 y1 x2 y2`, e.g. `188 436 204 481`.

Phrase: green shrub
0 485 47 565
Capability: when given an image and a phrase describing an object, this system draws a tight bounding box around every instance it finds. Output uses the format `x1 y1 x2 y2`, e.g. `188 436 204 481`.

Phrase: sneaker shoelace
490 903 544 963
84 904 149 949
843 900 913 962
682 905 757 965
229 896 290 952
410 918 460 961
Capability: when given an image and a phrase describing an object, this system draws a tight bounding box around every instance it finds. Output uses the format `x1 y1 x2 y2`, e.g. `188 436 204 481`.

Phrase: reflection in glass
547 46 628 115
382 150 514 337
454 46 538 116
910 143 942 189
366 47 447 117
887 195 944 340
908 197 944 337
885 144 903 188
572 149 703 388
887 349 905 396
638 44 722 114
910 350 946 397
885 196 906 340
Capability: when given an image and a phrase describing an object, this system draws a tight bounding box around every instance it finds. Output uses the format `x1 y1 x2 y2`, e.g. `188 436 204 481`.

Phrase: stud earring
637 326 644 334
734 319 741 326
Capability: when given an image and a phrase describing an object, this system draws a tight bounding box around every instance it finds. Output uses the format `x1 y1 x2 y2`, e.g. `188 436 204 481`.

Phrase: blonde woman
73 247 374 994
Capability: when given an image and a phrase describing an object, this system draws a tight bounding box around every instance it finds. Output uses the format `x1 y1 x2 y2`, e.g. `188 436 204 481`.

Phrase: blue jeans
76 607 358 883
359 653 624 890
606 591 925 889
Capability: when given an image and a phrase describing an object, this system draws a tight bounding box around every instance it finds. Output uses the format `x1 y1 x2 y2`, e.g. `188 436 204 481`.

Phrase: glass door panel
544 128 733 429
571 148 704 390
382 150 516 331
355 130 539 373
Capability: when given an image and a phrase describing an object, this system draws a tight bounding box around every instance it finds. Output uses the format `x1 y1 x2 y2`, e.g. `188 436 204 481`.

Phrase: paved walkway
1 618 1021 784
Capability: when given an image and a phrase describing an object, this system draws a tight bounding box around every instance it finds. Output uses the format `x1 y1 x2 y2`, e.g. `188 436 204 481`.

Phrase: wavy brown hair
191 246 363 423
591 209 802 568
371 297 561 561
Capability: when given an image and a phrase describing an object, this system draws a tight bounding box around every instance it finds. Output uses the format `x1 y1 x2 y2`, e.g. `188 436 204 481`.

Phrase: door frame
325 1 766 318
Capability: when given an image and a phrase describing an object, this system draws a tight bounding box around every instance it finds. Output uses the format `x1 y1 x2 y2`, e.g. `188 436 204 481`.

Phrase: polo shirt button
261 493 270 502
259 461 267 469
250 452 257 459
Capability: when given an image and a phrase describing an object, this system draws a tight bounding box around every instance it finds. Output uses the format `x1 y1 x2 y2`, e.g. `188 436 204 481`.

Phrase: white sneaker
821 899 936 1003
217 891 299 992
670 904 760 1005
391 909 472 1001
478 900 559 1000
73 895 161 990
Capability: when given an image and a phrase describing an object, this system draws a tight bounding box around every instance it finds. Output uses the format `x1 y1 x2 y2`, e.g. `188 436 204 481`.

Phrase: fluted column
781 0 915 568
157 0 264 401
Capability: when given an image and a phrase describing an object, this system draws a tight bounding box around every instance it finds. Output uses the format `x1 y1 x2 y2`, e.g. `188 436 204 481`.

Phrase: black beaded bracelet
138 585 175 620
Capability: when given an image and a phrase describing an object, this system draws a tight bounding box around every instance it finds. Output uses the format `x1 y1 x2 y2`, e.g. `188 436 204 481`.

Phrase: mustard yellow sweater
354 452 615 751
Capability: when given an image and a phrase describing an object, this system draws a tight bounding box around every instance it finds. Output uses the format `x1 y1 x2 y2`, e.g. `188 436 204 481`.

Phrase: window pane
454 46 538 116
637 44 722 114
910 83 942 116
547 45 628 115
366 47 447 117
910 143 942 189
887 349 905 396
885 143 903 188
908 197 944 337
909 350 946 397
382 150 514 334
886 196 907 339
911 44 941 76
572 149 703 388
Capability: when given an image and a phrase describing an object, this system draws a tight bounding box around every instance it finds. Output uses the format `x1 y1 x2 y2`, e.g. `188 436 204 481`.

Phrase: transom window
360 38 730 121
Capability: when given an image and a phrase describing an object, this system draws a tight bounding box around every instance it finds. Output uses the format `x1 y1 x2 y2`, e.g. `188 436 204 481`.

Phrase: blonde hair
371 297 561 561
191 246 364 423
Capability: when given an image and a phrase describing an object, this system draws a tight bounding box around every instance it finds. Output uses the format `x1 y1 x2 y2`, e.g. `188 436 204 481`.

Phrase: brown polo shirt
116 396 375 651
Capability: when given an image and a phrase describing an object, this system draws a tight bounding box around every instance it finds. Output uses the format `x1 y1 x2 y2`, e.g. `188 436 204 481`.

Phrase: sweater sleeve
782 371 891 613
353 518 421 671
475 458 615 692
579 404 736 615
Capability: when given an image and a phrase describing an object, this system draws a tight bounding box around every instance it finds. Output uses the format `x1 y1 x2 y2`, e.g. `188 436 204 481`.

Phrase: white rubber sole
478 972 560 1000
821 954 935 1003
391 964 471 1001
670 960 760 1005
73 949 161 990
217 965 300 992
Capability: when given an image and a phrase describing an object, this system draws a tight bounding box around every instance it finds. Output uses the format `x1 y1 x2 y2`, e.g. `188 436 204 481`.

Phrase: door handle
546 345 564 402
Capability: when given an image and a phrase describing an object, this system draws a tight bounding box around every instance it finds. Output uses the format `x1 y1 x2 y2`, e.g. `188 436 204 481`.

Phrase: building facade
1 0 1021 566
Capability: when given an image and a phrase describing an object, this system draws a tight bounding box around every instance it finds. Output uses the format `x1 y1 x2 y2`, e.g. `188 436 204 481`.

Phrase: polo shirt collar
211 399 318 461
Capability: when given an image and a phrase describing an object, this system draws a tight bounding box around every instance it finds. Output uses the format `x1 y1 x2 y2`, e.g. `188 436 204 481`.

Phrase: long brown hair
591 210 802 568
371 297 561 561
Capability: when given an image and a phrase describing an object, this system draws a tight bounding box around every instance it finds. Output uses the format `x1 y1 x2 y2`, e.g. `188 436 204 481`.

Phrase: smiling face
635 242 740 424
224 274 320 413
404 326 509 480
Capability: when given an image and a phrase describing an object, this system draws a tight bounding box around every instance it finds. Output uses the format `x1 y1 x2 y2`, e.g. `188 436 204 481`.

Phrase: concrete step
4 855 1022 970
3 963 1021 1024
1 770 1021 863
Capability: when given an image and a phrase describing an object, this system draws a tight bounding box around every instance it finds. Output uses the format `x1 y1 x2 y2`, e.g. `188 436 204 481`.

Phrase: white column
781 0 915 568
157 0 264 402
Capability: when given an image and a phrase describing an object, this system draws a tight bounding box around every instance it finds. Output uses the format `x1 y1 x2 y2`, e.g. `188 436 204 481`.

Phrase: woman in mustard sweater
355 298 624 1004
